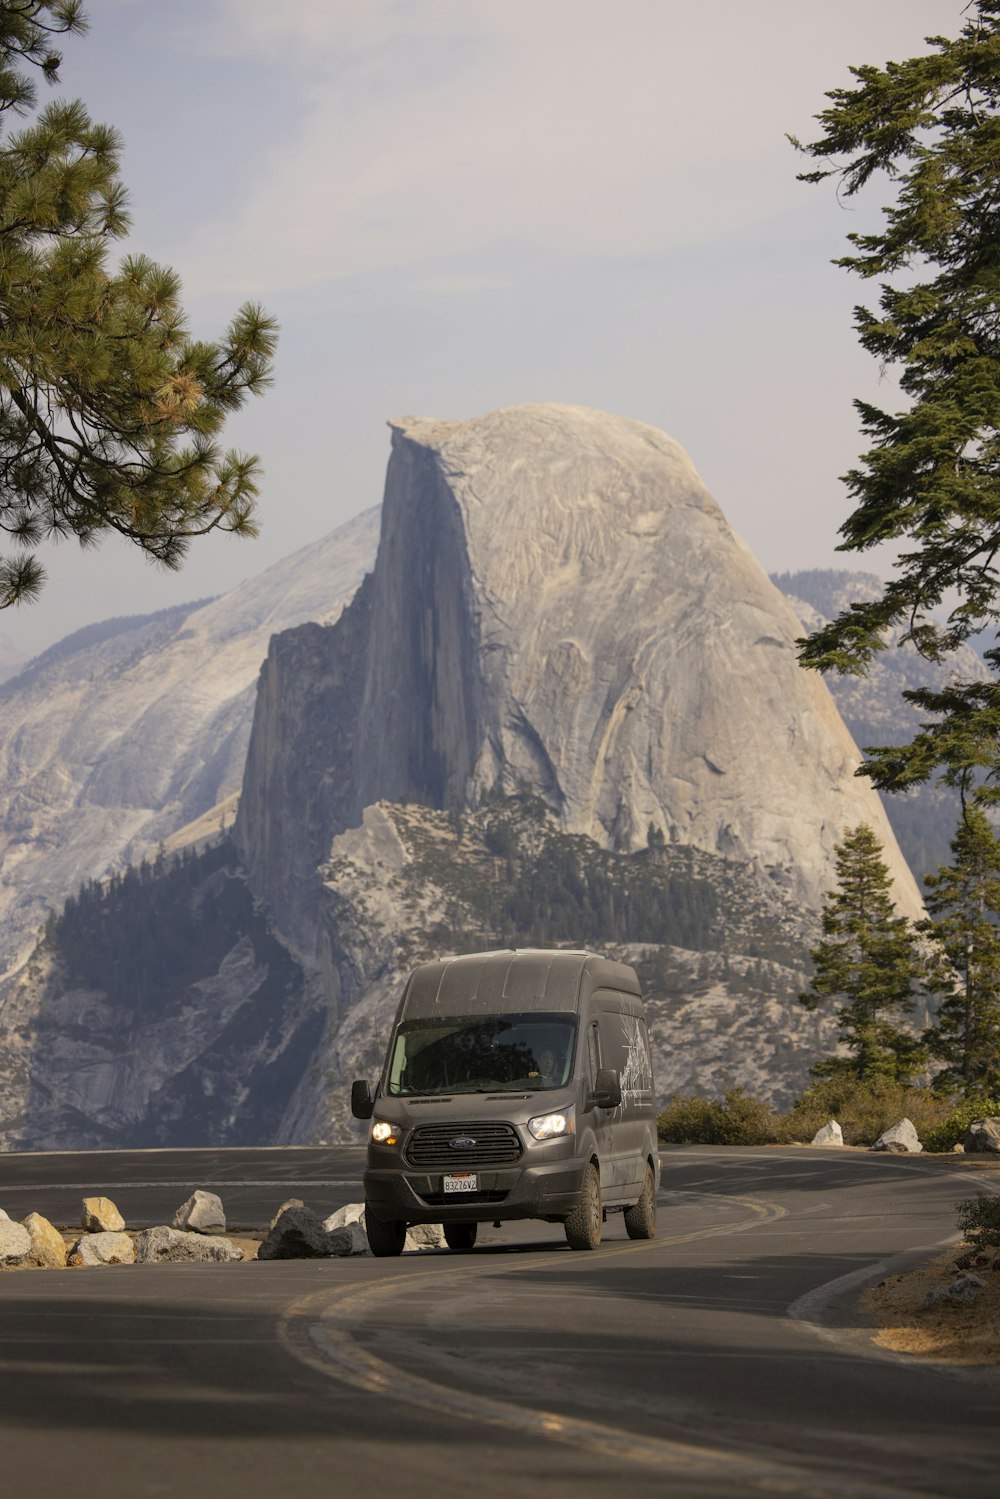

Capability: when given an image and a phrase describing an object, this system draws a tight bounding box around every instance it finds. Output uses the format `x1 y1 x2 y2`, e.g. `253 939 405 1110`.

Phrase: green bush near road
657 1087 782 1146
922 1098 1000 1154
956 1194 1000 1251
779 1078 952 1147
658 1078 963 1147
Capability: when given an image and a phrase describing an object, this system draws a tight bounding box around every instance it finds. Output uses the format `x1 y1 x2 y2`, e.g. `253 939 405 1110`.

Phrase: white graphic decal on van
620 1013 653 1106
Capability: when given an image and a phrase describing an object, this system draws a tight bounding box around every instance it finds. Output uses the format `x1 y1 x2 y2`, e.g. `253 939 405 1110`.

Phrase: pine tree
921 807 1000 1097
791 4 1000 806
0 3 277 608
800 825 925 1081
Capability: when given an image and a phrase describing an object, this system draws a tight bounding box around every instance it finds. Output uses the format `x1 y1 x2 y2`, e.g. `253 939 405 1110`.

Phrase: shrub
780 1077 952 1147
657 1093 720 1143
956 1194 1000 1250
657 1087 780 1146
922 1098 1000 1153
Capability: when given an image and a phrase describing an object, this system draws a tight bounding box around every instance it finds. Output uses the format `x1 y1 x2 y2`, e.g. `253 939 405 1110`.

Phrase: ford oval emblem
450 1136 476 1149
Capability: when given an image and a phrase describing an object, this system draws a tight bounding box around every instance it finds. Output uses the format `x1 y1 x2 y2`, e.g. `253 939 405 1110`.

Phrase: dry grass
865 1248 1000 1365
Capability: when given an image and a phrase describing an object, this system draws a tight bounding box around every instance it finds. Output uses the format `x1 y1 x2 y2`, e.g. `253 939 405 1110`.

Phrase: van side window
587 1023 602 1086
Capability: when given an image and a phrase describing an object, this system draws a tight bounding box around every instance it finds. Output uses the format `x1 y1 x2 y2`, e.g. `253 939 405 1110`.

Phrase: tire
564 1161 602 1250
365 1206 406 1257
443 1222 478 1251
623 1162 657 1240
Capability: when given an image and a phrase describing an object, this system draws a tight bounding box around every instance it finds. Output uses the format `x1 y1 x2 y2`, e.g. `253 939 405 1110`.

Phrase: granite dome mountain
0 405 929 1147
237 403 920 964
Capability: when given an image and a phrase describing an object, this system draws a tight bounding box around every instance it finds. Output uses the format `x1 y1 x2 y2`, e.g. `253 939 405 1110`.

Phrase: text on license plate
443 1173 478 1193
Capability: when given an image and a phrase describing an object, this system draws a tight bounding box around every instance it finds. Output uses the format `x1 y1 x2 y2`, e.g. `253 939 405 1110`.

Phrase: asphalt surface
0 1144 360 1228
2 1145 999 1499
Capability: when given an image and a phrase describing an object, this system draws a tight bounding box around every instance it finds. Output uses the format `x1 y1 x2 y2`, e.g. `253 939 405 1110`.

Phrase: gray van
350 947 659 1254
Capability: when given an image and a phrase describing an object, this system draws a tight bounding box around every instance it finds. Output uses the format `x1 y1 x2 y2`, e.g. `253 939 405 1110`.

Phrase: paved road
2 1146 999 1499
0 1144 364 1228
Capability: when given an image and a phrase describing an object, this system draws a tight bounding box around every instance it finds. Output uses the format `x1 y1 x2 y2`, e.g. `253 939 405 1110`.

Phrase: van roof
401 948 642 1018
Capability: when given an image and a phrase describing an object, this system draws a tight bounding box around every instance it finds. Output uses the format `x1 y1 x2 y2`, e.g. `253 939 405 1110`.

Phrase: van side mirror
351 1079 374 1120
591 1068 622 1110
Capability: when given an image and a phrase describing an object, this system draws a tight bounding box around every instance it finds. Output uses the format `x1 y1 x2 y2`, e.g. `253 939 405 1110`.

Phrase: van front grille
404 1120 523 1169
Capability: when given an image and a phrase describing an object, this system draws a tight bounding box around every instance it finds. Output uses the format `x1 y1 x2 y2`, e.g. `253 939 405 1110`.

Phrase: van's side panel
589 988 656 1193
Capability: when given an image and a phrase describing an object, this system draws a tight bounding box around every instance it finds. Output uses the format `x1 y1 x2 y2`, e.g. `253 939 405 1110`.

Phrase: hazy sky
0 0 964 659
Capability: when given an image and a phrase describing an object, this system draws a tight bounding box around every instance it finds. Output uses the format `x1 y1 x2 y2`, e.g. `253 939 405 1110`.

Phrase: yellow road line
274 1192 921 1497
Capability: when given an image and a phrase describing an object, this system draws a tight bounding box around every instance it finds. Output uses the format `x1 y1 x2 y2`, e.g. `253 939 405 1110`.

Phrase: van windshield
386 1012 577 1096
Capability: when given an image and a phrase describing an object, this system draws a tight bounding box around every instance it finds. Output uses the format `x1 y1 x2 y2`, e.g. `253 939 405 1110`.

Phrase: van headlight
371 1118 401 1145
527 1106 575 1140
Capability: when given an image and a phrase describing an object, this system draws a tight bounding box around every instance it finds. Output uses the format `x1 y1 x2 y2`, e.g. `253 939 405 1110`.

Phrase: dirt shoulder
865 1249 1000 1365
862 1153 1000 1366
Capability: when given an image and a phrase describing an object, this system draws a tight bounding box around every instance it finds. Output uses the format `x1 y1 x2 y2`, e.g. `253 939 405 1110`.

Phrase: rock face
236 404 921 974
0 408 931 1150
0 507 378 982
775 570 990 878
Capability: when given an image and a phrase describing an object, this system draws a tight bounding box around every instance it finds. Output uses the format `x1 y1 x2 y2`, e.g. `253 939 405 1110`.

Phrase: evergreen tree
800 825 925 1081
921 807 1000 1097
791 4 1000 806
0 3 277 607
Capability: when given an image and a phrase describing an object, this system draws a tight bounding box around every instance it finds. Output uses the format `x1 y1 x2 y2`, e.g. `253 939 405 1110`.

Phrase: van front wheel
365 1207 406 1257
564 1162 602 1250
623 1162 657 1240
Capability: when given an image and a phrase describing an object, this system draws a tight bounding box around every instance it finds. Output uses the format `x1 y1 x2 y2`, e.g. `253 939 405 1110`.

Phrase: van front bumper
363 1156 590 1225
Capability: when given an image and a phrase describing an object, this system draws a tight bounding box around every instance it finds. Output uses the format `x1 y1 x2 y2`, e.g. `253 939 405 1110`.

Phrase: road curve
1 1145 999 1499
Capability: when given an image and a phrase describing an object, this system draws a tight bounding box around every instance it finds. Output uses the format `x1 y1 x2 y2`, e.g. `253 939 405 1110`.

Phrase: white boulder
810 1120 844 1148
964 1118 1000 1154
23 1212 68 1268
323 1202 447 1254
925 1272 985 1308
81 1196 125 1232
405 1221 447 1251
68 1231 135 1266
134 1226 243 1263
871 1118 922 1154
172 1189 226 1235
323 1203 371 1256
257 1203 355 1260
0 1218 31 1266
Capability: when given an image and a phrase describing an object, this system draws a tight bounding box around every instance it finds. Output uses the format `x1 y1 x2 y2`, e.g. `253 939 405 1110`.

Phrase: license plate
443 1173 478 1193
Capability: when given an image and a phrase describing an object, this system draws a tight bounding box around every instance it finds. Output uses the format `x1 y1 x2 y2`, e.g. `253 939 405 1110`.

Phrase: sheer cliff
235 403 922 976
0 507 378 981
0 406 932 1149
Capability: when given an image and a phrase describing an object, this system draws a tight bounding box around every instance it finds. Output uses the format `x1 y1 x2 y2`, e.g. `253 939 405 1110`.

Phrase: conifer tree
0 3 277 608
791 3 1000 805
921 807 1000 1097
800 825 925 1081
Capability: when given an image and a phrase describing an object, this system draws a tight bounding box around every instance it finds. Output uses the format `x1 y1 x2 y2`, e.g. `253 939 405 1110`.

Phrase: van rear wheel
443 1222 478 1251
623 1162 657 1240
564 1162 602 1250
365 1206 406 1257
